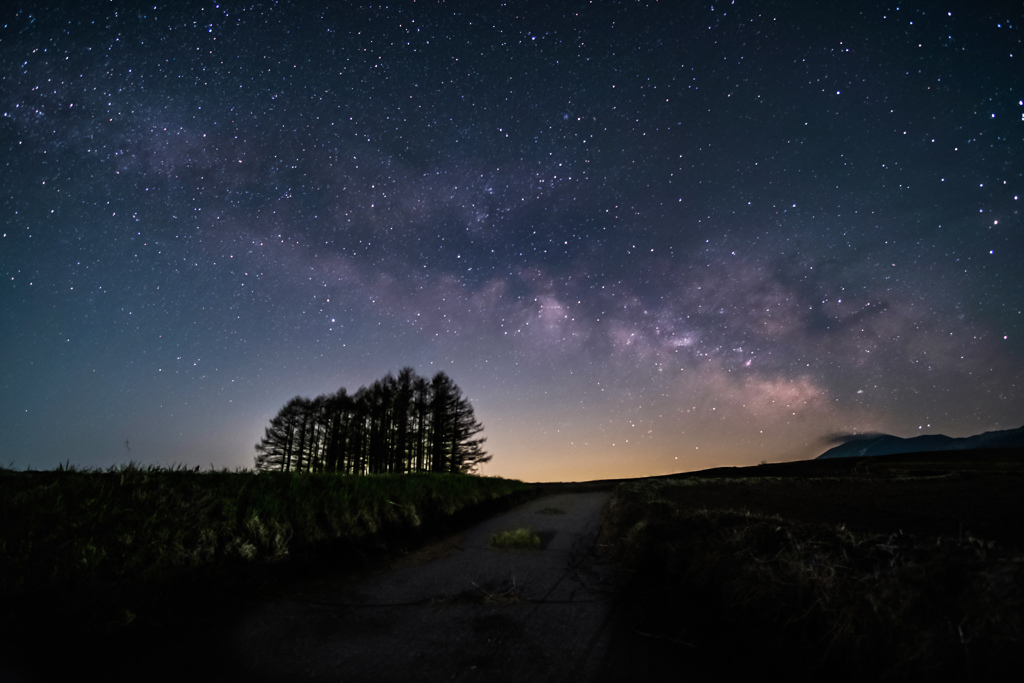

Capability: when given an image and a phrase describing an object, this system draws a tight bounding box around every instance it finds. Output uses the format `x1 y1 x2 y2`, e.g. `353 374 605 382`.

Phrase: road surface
218 490 686 682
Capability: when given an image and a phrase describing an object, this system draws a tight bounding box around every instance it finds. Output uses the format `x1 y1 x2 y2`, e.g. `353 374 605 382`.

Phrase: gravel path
219 490 674 682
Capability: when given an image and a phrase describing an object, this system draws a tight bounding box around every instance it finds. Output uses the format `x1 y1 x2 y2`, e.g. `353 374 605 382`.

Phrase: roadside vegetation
0 464 533 636
604 463 1024 681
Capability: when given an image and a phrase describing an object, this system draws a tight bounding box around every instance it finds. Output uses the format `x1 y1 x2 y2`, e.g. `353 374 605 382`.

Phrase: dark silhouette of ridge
816 424 1024 459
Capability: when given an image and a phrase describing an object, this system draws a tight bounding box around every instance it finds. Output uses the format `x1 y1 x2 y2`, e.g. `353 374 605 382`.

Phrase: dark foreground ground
606 448 1024 681
4 448 1022 682
220 490 668 682
4 488 694 683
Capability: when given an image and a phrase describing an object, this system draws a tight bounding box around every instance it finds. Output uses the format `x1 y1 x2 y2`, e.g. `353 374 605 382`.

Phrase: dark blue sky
2 1 1021 481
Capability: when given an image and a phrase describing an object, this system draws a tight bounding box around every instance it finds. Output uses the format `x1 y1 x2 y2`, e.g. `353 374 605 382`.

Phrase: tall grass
0 464 533 632
604 478 1024 681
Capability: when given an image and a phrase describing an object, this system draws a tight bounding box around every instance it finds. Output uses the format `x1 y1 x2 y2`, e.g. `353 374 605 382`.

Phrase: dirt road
216 490 681 682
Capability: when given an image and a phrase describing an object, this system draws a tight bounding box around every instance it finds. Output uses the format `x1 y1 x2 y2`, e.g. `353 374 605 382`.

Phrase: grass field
3 452 1022 681
0 465 534 636
602 448 1024 681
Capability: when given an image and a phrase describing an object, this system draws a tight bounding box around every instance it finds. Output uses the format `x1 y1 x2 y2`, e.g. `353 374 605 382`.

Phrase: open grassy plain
3 452 1021 681
0 465 535 641
602 448 1024 681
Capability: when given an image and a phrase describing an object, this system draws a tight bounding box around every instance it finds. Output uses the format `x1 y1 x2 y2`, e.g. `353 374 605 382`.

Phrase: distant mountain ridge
816 425 1024 459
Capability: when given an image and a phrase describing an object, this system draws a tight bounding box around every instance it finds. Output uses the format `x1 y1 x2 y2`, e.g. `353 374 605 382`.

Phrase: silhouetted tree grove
254 368 491 474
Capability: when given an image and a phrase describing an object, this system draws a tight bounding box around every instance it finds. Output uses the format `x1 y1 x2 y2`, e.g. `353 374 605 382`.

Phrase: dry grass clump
605 479 1024 681
490 527 542 550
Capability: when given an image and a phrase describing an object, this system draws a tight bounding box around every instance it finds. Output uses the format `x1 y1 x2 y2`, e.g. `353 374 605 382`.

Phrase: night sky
2 1 1021 482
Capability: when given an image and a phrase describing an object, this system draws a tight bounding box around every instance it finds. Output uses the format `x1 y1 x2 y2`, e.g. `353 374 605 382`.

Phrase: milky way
2 1 1021 481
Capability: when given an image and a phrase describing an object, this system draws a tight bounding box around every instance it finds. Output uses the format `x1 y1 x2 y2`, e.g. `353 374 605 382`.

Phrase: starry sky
2 1 1021 482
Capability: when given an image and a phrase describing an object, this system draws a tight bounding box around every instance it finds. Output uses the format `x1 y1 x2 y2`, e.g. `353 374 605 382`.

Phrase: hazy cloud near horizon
822 432 892 446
